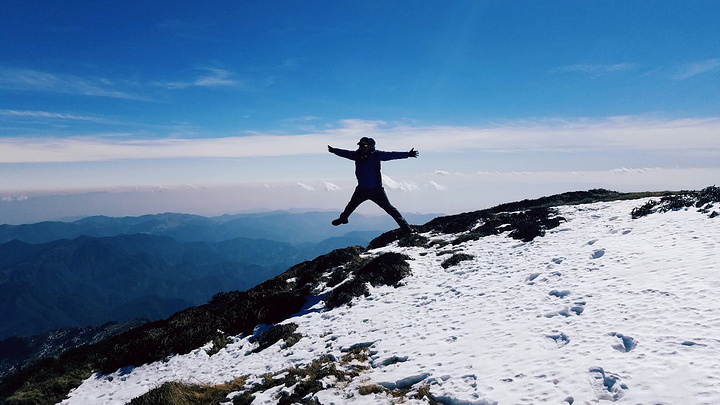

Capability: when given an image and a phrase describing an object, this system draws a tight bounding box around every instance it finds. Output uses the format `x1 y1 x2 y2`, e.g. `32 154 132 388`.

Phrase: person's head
357 137 376 154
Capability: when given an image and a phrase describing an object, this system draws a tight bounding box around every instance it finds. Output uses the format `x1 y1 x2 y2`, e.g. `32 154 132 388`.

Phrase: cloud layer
552 63 637 75
673 59 720 80
1 116 719 164
0 68 146 100
3 166 720 225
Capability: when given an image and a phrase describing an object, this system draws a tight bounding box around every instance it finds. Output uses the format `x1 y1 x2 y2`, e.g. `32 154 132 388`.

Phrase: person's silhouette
327 137 419 233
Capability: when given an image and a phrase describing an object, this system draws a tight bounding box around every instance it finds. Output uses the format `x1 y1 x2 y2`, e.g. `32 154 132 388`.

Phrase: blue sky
1 1 719 223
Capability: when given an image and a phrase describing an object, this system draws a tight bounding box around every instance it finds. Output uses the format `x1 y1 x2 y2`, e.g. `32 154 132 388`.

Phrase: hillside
0 211 436 342
0 234 284 340
1 187 718 404
0 212 438 380
0 321 148 382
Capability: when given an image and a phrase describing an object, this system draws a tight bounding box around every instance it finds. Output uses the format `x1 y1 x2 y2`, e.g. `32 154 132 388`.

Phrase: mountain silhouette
0 211 437 245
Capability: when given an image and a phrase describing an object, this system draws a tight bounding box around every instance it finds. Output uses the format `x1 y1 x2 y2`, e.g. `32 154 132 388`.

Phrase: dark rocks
324 253 412 309
441 253 475 269
370 189 645 249
250 323 301 354
632 186 720 219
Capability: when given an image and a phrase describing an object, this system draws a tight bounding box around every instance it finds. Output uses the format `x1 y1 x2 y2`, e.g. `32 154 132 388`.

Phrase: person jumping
327 137 418 233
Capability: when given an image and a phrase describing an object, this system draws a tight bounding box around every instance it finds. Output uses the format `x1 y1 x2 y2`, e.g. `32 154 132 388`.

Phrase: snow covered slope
60 197 719 404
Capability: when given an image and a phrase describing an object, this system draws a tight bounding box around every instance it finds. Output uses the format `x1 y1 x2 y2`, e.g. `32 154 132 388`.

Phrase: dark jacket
331 148 410 190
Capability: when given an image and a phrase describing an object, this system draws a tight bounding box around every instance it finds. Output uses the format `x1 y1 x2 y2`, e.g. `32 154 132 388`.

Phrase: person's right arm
328 146 356 160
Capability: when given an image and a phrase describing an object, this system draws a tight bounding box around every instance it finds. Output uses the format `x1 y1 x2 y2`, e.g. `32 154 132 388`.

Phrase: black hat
357 137 375 147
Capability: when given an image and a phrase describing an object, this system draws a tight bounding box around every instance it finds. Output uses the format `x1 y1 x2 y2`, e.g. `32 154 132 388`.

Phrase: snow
59 198 720 404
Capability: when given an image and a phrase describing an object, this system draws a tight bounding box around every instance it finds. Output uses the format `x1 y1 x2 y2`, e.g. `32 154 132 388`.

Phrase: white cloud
1 195 28 202
322 182 342 191
382 175 418 191
2 116 720 164
0 66 245 103
1 110 92 120
194 69 239 87
552 63 636 75
161 68 244 89
296 182 315 191
673 59 720 80
0 68 145 100
0 109 115 126
435 170 450 175
611 167 654 174
287 116 322 122
429 181 447 191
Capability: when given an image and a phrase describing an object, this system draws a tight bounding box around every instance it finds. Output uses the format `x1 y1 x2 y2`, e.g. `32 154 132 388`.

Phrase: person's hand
408 148 419 158
328 145 335 153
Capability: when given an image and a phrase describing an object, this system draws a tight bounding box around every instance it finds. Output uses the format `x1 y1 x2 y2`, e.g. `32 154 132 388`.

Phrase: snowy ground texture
61 198 720 404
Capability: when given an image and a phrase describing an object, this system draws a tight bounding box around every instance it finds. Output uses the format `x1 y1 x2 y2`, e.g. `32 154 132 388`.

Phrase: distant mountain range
0 211 438 342
0 211 436 245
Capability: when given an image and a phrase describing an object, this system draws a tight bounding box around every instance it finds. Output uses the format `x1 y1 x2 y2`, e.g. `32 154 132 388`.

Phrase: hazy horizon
3 170 718 225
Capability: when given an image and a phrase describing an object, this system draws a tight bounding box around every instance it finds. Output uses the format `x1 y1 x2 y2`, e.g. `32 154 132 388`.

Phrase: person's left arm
377 148 419 161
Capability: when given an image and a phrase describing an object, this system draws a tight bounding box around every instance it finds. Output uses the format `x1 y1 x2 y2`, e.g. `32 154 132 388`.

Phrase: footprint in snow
527 271 563 285
543 301 585 318
546 332 570 348
549 290 571 298
609 228 632 235
378 372 431 390
371 355 408 368
590 249 605 259
610 332 637 352
525 273 541 284
589 367 628 401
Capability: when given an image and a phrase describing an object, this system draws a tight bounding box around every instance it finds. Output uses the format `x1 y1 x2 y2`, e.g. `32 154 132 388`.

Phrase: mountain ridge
0 212 438 245
0 211 436 342
1 187 718 404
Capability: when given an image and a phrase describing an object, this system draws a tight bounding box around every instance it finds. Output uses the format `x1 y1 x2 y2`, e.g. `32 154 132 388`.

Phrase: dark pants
340 187 410 230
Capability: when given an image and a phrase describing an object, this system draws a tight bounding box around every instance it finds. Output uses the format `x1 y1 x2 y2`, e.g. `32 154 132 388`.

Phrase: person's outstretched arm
377 148 419 161
328 145 356 160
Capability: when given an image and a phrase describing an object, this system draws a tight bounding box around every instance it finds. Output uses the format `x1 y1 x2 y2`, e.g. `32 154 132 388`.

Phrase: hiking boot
394 217 413 234
332 217 348 226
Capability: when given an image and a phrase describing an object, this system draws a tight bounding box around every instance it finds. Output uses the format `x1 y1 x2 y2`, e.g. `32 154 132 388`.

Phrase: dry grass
4 365 94 405
205 335 230 356
358 384 387 395
415 386 442 404
357 383 413 401
129 378 246 405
